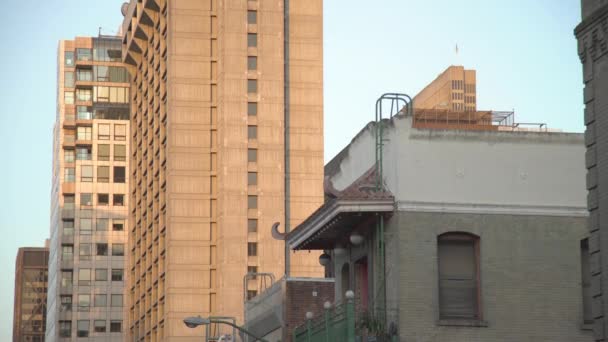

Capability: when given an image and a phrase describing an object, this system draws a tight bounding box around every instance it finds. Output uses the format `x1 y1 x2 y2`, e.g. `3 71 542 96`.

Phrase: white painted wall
329 115 587 210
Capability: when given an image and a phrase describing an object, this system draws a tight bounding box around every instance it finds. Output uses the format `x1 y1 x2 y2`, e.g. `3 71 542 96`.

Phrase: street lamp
183 316 269 342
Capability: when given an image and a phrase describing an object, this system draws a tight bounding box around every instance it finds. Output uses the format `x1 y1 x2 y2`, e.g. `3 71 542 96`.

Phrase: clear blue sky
0 0 582 339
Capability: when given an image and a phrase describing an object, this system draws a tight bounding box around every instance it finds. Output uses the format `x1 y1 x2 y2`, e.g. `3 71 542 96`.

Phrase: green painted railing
293 296 355 342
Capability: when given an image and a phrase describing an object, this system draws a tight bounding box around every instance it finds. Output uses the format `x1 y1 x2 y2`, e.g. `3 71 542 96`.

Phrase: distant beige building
414 65 477 112
13 247 49 342
46 36 130 341
120 0 324 340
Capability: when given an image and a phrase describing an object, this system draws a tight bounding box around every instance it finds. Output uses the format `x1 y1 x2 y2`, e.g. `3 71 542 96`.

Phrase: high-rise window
64 150 75 163
60 270 73 287
111 294 123 307
76 69 92 82
63 220 74 236
94 320 106 333
59 321 71 337
95 268 107 281
64 91 74 105
64 168 75 182
248 172 257 186
248 266 258 277
78 269 91 286
76 48 92 61
247 79 258 93
112 220 124 231
247 290 258 299
248 219 258 233
98 124 110 140
247 10 257 24
112 269 124 281
81 165 93 182
112 244 125 256
114 166 126 183
80 193 93 206
96 243 108 256
76 127 92 141
94 294 107 307
64 51 74 66
248 102 257 116
76 147 92 160
247 33 257 48
248 242 258 256
98 144 110 161
77 320 89 337
63 248 74 263
114 145 126 161
110 320 122 333
97 166 110 182
79 244 92 260
64 195 75 210
80 218 92 235
113 194 125 206
248 195 258 209
98 194 109 206
60 295 72 312
248 149 257 163
94 66 128 82
76 88 92 102
248 56 257 70
95 217 109 231
65 71 75 88
248 126 257 140
114 124 127 140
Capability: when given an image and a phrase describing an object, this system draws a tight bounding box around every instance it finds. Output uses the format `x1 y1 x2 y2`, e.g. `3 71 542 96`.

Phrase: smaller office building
13 247 50 342
285 111 593 341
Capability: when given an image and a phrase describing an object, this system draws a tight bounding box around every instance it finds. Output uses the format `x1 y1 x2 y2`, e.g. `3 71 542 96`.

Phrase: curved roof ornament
271 222 286 240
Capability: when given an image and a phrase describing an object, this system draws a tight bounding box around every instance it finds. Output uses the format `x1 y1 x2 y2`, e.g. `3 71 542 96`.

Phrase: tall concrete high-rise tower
414 65 477 112
120 0 323 340
46 36 131 341
13 247 49 342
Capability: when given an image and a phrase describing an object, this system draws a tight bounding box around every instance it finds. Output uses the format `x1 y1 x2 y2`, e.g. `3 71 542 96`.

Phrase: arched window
437 232 480 320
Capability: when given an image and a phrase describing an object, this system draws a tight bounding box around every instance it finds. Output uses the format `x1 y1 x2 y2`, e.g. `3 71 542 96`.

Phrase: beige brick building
414 65 477 112
46 36 131 341
120 0 324 340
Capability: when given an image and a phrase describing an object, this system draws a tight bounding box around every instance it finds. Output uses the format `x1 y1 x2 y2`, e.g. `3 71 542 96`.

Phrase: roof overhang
287 198 395 250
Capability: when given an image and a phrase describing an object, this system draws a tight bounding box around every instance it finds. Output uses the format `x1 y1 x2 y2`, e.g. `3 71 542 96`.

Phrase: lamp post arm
209 319 269 342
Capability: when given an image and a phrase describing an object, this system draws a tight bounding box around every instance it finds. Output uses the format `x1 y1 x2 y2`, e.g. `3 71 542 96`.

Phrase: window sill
437 319 488 327
581 323 593 331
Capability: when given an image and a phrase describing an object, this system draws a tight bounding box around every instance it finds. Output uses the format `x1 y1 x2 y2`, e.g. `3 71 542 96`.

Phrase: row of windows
65 67 128 88
65 124 126 140
61 217 125 236
465 95 475 104
62 218 123 236
60 269 123 287
65 145 126 163
64 193 125 207
64 166 125 184
61 243 125 261
64 87 129 104
59 319 122 338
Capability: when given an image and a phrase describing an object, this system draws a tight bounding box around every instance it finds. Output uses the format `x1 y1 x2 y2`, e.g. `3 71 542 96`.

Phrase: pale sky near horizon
0 0 583 339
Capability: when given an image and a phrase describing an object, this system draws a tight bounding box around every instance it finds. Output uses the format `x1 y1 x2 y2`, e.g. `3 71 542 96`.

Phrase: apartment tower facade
413 65 477 112
120 0 323 340
13 247 49 342
46 36 130 341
